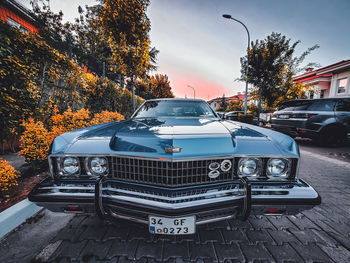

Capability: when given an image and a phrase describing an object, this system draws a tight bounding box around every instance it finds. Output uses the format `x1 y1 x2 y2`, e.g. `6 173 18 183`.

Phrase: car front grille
108 157 234 187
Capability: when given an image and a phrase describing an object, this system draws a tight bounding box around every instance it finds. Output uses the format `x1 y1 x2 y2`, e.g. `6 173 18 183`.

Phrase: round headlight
221 160 232 172
62 157 80 175
238 157 261 177
90 157 108 175
267 158 289 178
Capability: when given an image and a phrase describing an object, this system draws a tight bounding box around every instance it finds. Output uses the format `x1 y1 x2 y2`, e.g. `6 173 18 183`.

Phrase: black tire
317 126 346 147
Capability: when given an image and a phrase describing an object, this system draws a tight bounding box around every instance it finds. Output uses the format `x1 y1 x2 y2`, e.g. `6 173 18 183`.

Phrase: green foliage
240 32 319 109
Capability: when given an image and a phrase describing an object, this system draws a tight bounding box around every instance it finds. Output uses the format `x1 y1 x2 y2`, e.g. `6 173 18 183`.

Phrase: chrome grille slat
110 157 235 187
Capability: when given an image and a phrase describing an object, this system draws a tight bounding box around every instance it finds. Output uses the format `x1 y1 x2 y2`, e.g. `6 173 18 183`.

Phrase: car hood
51 118 299 158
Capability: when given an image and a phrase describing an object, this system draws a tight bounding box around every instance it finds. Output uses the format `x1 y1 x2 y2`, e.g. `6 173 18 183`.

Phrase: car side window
336 99 350 112
307 100 336 111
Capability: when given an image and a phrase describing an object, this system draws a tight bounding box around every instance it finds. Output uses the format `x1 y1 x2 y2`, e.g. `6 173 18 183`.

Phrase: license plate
279 114 290 119
148 215 196 235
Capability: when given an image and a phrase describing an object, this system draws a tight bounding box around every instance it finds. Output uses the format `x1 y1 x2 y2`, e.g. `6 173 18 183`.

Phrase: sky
21 0 350 100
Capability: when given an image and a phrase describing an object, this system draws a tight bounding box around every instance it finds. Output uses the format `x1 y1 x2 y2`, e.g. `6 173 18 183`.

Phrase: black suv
271 98 350 145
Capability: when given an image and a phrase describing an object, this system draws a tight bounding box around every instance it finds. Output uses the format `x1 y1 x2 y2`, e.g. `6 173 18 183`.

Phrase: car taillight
292 113 317 119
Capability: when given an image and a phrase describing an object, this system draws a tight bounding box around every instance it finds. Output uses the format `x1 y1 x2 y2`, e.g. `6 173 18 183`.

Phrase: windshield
133 100 217 118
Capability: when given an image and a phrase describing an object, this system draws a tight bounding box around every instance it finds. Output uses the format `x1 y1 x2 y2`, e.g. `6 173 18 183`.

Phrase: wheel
317 126 346 147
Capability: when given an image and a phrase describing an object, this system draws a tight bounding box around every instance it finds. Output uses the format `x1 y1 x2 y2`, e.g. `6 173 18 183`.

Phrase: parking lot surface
1 149 350 263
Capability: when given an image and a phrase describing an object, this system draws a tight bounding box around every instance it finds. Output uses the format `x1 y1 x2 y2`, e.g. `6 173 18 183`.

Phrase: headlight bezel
266 158 291 179
237 157 263 179
86 157 109 176
59 156 81 177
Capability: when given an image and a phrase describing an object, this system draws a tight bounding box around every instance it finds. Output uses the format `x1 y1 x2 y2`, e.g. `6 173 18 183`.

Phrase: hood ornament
165 146 181 153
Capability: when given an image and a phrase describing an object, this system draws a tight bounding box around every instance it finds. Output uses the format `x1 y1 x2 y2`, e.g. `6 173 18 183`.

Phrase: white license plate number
279 114 290 119
148 215 196 235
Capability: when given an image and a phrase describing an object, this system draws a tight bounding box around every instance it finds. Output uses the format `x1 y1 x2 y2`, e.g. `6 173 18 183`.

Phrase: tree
149 74 174 98
240 32 319 110
219 95 228 111
100 0 156 110
226 100 243 112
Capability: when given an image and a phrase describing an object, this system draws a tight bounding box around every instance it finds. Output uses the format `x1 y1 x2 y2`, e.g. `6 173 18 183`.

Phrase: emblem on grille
165 146 181 153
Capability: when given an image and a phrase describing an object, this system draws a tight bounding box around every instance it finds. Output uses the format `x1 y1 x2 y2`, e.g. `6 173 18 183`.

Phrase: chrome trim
49 153 299 161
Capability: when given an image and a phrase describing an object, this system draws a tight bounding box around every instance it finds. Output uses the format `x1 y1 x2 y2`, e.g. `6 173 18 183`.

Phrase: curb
0 198 42 240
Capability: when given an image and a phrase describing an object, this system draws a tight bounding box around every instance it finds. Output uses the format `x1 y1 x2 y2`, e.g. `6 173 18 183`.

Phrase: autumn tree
100 0 156 110
226 100 243 112
240 32 319 110
149 74 174 98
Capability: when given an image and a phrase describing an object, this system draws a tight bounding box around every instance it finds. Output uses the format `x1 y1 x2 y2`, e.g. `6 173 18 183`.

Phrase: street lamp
222 14 250 115
187 85 196 99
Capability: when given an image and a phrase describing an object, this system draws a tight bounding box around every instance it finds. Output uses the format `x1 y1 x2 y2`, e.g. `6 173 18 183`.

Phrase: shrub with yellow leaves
20 108 125 169
0 158 19 192
90 111 125 126
19 119 51 169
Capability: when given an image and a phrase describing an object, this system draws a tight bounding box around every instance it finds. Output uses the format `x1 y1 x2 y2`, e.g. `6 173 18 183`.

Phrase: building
207 93 245 110
0 0 37 33
294 59 350 99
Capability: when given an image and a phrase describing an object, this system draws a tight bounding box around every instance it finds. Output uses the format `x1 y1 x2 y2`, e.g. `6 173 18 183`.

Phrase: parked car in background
224 111 244 121
271 98 350 145
29 99 320 235
215 111 225 118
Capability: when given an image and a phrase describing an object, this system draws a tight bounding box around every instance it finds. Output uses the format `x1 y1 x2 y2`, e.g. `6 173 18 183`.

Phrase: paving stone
248 216 277 230
205 220 231 230
328 232 350 251
67 215 89 228
188 242 217 262
79 225 108 241
162 241 189 261
80 240 114 260
245 229 275 244
106 239 139 260
52 225 86 242
102 225 130 241
265 244 304 263
228 219 253 230
213 243 245 262
287 215 321 230
50 240 88 261
199 229 224 244
134 240 163 261
173 233 200 244
239 244 274 262
221 229 249 244
290 243 332 263
266 229 299 245
289 229 331 245
128 226 153 241
266 216 298 231
318 244 350 263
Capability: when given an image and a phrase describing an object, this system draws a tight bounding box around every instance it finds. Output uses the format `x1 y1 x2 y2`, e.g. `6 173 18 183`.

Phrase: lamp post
187 85 196 99
222 14 250 115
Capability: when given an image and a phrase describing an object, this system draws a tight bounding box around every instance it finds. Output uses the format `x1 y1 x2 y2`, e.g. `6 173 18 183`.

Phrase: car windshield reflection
133 100 217 119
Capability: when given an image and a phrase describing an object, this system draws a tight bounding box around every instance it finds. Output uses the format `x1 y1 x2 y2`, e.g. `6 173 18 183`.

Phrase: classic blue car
29 99 320 235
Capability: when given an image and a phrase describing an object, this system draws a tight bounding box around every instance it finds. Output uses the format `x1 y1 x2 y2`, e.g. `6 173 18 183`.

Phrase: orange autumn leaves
0 158 19 192
19 107 124 169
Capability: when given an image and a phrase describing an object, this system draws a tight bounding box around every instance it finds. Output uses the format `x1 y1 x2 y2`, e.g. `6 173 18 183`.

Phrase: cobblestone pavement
1 150 350 263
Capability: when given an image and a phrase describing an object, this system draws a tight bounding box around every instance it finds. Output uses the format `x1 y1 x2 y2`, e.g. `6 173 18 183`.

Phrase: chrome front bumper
29 178 321 225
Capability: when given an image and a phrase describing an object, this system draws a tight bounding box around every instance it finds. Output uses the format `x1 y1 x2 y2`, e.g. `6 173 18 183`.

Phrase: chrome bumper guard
29 177 321 225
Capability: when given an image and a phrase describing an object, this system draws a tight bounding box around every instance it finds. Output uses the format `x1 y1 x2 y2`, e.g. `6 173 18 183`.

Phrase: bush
20 108 125 169
91 111 125 125
237 114 254 124
0 158 19 192
19 119 51 169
